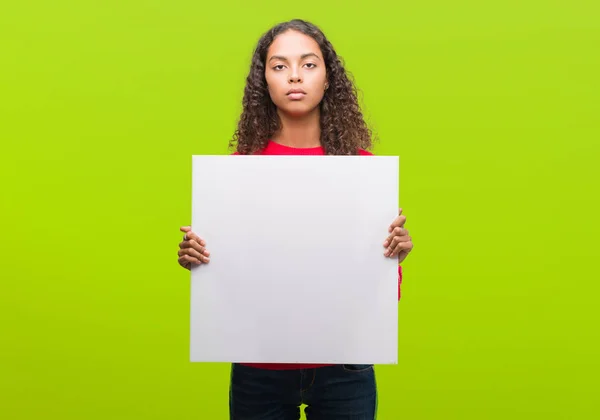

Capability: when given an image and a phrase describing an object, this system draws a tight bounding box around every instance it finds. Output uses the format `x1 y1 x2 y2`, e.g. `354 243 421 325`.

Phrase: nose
289 68 302 83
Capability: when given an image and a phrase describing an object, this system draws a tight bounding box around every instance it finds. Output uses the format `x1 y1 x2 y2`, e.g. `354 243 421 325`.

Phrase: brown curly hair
230 19 375 155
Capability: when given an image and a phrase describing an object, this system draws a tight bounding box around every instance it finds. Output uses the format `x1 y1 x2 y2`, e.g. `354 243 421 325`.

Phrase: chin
280 103 319 118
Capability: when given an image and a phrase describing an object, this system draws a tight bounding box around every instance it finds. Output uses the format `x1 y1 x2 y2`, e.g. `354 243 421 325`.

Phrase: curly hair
230 19 375 155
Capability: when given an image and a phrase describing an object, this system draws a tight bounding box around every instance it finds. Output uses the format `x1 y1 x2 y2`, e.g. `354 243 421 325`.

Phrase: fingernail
383 241 389 247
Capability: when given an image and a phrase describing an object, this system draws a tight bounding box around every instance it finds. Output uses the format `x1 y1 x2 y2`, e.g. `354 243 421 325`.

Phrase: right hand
178 226 210 270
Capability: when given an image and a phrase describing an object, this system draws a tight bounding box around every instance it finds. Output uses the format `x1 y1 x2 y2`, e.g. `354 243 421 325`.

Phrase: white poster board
190 155 399 364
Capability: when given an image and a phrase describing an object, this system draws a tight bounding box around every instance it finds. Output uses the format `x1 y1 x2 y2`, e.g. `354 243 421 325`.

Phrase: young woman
177 19 414 420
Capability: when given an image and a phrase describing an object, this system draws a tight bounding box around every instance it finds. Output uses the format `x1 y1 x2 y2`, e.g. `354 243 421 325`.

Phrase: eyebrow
268 53 321 63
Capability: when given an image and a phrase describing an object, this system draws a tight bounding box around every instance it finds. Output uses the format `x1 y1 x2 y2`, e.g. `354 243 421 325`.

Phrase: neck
272 109 321 148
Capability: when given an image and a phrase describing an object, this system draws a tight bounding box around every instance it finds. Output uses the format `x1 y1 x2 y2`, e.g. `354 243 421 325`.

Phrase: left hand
383 208 413 264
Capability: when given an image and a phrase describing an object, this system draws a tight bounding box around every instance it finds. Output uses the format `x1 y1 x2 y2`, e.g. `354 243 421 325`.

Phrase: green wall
1 1 598 419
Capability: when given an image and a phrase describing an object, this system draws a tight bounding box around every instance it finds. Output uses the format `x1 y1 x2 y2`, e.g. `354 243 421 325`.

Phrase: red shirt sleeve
398 265 403 300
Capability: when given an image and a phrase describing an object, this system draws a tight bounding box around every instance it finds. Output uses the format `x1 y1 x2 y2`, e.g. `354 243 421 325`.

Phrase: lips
287 89 306 100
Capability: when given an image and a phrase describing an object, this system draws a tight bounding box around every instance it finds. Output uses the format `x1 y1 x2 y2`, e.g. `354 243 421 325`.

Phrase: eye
273 65 286 71
304 63 317 69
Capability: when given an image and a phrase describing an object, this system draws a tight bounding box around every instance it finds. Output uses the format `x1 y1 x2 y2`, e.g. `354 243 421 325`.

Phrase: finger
384 227 409 247
178 258 191 270
186 232 206 246
180 226 192 241
178 254 201 268
178 256 191 270
179 236 207 250
390 239 413 257
179 254 206 268
180 226 206 244
189 239 209 256
182 250 209 264
388 215 407 233
385 235 411 256
178 247 210 262
178 247 201 259
386 232 410 250
387 227 408 244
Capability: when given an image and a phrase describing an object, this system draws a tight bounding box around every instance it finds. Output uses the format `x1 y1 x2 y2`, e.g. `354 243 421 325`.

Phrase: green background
1 1 598 419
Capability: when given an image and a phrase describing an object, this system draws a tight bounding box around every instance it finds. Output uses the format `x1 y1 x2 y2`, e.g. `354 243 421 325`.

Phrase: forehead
267 30 322 58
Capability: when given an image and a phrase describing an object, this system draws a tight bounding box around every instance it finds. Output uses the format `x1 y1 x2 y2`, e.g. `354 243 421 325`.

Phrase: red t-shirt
234 140 403 370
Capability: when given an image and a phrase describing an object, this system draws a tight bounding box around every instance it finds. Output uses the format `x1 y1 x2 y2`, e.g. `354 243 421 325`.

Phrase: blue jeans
229 363 377 419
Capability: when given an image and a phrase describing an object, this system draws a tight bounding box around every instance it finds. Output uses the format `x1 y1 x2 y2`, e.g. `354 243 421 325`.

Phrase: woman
177 19 413 420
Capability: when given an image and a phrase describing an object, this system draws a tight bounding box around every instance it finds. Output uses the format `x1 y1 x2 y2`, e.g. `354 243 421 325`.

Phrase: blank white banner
190 155 399 364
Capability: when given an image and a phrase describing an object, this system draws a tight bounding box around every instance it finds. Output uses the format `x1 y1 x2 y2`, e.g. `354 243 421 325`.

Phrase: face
265 30 328 118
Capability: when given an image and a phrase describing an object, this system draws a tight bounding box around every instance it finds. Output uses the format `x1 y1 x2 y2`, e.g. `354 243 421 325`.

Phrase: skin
177 30 414 269
266 30 328 148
